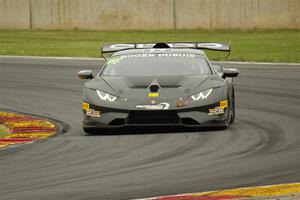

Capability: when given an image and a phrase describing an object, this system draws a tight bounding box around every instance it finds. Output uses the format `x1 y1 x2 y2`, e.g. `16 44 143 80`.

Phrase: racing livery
78 42 239 133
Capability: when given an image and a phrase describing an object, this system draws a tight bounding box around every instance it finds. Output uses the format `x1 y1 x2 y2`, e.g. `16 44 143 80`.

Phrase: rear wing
101 42 231 59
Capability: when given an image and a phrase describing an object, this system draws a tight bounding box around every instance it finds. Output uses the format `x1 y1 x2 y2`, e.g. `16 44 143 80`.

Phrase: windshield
102 53 211 76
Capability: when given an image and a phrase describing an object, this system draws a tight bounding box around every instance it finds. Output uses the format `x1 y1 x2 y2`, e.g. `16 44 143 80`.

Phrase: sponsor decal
144 49 171 53
208 107 224 115
220 100 228 109
109 43 226 50
148 92 159 97
86 109 101 118
136 102 170 110
158 53 196 58
208 99 228 115
110 44 135 49
110 43 198 50
106 43 228 54
120 53 198 59
82 102 90 111
107 57 123 65
197 42 223 48
121 54 155 59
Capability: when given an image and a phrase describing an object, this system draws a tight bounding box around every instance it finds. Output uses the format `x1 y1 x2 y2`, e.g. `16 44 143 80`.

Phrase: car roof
111 48 207 57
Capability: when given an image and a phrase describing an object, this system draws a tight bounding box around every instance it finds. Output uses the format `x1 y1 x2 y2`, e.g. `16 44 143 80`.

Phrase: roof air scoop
153 43 170 48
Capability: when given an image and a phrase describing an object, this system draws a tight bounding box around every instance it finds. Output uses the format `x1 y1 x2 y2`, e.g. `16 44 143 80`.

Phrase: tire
83 127 96 135
222 96 231 128
230 91 235 123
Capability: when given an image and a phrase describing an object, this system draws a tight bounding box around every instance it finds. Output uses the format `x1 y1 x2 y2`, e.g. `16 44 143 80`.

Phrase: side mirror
223 68 239 78
78 70 93 79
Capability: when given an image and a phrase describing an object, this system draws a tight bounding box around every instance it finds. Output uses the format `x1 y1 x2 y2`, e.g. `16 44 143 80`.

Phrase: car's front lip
82 122 227 130
82 102 228 128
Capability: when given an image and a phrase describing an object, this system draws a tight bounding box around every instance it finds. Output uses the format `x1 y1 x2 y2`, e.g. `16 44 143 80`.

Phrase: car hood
86 75 224 99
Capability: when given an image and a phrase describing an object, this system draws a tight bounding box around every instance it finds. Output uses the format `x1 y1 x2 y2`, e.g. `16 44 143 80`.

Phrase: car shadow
84 126 227 136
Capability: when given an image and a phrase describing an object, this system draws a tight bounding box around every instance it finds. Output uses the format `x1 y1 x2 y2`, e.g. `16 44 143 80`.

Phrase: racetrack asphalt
0 57 300 200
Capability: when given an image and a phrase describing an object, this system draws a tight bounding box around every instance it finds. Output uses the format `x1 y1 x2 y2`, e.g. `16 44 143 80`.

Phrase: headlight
96 90 117 102
191 88 213 101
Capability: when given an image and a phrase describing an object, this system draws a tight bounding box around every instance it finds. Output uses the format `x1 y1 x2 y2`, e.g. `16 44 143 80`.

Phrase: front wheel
83 127 96 135
230 92 235 123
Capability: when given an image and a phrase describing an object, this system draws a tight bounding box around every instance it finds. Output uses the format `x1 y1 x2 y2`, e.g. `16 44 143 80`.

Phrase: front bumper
82 103 229 129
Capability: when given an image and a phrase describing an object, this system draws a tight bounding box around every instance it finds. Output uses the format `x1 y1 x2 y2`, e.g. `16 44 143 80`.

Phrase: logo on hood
136 102 170 110
148 79 160 97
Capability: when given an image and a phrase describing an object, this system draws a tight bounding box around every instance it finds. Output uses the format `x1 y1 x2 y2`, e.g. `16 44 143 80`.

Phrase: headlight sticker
191 88 213 101
96 90 117 102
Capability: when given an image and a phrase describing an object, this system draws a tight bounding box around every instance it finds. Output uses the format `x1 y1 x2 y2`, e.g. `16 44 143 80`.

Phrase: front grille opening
127 111 180 124
109 118 125 126
182 118 200 125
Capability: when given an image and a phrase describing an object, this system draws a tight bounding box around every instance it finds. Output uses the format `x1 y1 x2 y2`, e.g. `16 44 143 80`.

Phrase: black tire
83 127 96 135
222 96 231 128
230 91 235 123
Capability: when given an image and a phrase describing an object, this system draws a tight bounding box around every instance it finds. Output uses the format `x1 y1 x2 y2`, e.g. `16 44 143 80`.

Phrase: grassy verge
0 29 299 62
0 125 8 138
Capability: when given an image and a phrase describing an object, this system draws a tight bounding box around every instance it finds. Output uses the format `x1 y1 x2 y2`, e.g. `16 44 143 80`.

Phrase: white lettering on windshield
120 53 197 59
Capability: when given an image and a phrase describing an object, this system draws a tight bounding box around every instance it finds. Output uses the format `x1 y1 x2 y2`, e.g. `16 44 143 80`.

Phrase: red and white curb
0 111 58 149
136 182 300 200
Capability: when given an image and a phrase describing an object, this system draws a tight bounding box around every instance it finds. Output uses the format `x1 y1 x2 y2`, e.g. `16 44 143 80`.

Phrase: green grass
0 29 300 62
0 125 8 138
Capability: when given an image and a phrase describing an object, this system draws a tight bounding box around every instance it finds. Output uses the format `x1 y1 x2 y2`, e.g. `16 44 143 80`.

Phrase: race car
78 42 239 133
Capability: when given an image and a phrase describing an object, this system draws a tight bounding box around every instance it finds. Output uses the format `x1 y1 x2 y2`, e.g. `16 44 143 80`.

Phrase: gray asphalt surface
0 57 300 200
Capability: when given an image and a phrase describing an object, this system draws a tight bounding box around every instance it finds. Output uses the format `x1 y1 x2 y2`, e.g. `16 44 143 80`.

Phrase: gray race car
78 42 239 133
